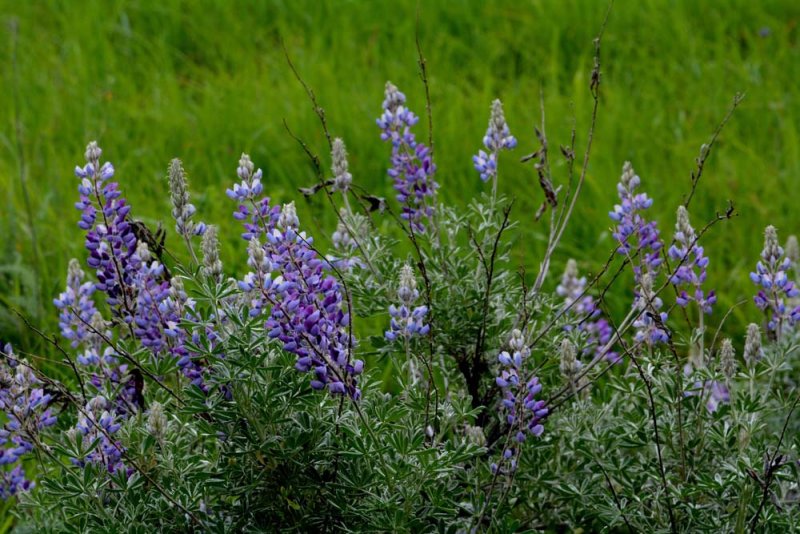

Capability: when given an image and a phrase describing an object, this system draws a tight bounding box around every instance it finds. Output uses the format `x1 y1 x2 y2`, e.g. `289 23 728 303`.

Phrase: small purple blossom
473 99 517 183
492 330 547 475
377 82 438 233
668 206 716 313
495 330 547 440
750 225 800 335
53 259 99 348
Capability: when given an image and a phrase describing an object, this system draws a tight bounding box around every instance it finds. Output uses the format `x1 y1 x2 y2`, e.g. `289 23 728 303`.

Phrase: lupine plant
2 20 799 534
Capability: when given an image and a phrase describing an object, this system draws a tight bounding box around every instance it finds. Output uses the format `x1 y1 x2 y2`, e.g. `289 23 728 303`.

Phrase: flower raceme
556 259 619 363
609 162 668 346
492 329 547 474
669 206 716 314
377 82 438 234
385 264 430 341
750 225 800 335
235 191 363 399
473 99 517 183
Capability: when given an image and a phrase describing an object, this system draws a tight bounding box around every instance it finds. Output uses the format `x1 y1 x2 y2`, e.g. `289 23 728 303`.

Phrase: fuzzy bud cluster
168 158 206 239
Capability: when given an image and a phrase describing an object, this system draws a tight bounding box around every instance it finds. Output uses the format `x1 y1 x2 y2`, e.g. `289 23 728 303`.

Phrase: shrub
2 18 799 534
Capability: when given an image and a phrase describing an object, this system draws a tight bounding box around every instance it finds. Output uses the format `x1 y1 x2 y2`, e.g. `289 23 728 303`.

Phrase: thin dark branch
749 391 800 532
684 93 744 209
415 5 434 152
599 461 635 532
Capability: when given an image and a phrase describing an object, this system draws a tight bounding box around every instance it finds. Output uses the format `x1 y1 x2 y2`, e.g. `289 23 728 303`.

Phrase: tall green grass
0 0 798 354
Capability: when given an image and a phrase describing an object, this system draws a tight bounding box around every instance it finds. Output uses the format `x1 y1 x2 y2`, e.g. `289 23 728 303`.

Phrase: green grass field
1 0 799 354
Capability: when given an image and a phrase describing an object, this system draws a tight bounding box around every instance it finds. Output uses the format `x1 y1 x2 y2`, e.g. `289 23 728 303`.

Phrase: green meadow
1 0 799 355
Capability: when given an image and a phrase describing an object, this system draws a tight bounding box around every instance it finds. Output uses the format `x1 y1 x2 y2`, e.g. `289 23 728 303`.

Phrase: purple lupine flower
0 343 57 498
236 200 363 399
750 226 800 335
492 329 547 474
556 259 619 363
168 158 206 238
668 206 716 313
74 142 139 316
53 259 99 348
385 264 430 341
473 99 517 183
72 395 128 475
376 82 438 234
609 162 668 345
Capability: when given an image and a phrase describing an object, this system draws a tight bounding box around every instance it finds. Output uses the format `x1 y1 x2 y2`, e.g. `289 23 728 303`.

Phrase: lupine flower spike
235 190 363 398
669 206 716 314
750 225 800 336
492 329 547 475
473 99 517 200
168 158 206 243
385 264 429 385
609 162 668 346
201 225 224 283
743 323 763 369
377 82 438 234
385 264 430 341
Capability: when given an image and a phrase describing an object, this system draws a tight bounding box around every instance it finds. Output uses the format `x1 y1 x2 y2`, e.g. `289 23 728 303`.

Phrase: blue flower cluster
377 82 438 234
492 330 547 474
557 259 619 363
72 143 206 391
236 192 363 399
669 206 716 314
385 264 430 341
750 225 800 334
0 344 57 498
72 395 128 475
609 162 668 346
473 99 517 183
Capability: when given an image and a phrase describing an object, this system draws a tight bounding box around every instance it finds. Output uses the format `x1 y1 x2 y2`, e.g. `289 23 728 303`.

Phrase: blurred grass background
0 0 799 356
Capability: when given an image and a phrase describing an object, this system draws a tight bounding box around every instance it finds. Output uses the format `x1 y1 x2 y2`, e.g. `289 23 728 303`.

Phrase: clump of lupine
4 58 800 534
